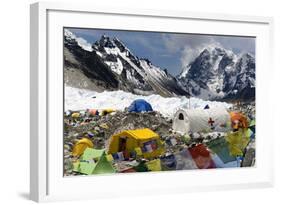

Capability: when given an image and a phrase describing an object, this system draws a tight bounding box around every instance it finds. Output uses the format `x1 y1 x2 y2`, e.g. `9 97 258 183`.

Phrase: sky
68 27 255 76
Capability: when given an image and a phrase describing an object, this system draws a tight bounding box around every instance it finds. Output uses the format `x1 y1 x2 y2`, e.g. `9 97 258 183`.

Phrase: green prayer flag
72 161 80 172
73 148 116 175
92 154 116 174
80 148 105 161
249 119 255 127
79 161 97 175
207 137 236 163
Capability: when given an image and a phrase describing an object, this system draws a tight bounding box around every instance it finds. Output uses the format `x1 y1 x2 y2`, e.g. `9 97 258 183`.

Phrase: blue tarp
128 99 153 113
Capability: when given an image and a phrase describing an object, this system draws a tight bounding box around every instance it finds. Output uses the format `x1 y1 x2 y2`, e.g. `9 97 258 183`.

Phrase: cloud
214 36 255 55
162 33 213 53
180 41 224 66
180 46 202 67
162 33 255 67
75 37 93 52
162 33 215 66
162 34 211 66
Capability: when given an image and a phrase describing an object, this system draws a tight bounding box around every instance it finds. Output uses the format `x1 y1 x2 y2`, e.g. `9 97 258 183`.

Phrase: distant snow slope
65 86 232 118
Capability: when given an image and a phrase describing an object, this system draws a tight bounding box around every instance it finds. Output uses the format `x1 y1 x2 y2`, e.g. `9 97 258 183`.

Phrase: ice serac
64 29 188 97
177 46 255 101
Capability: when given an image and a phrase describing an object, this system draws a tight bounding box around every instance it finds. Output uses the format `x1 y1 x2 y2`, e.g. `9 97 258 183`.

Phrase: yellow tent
101 109 116 116
108 128 165 159
72 138 94 157
71 112 80 118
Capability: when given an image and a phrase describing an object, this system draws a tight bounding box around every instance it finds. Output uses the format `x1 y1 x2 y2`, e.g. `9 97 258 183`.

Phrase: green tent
73 148 116 175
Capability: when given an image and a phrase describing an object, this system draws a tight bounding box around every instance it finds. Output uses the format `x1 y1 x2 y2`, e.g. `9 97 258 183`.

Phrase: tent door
118 137 127 152
179 113 184 120
175 112 189 133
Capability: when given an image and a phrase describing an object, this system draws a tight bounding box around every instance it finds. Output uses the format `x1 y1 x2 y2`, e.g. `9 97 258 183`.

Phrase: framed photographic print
30 2 274 202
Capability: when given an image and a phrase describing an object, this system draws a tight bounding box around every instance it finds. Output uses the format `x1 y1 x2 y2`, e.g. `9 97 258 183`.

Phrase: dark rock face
64 36 119 90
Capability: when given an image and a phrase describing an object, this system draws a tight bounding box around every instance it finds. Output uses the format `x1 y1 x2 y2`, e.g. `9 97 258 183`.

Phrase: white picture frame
30 1 274 202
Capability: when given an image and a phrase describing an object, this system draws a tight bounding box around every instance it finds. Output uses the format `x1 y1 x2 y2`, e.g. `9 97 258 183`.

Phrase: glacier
65 86 232 118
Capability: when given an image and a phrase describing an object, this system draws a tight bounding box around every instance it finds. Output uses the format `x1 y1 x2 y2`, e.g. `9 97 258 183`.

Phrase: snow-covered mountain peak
94 35 138 60
177 45 255 101
240 53 254 63
200 45 236 60
178 47 228 80
64 29 93 52
96 35 115 49
112 37 127 52
64 29 76 40
64 32 189 97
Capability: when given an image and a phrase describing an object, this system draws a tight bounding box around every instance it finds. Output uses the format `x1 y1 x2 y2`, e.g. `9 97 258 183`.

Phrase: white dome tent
172 107 231 134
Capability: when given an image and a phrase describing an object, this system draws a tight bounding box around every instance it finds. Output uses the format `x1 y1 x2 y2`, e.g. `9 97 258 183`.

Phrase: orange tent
88 109 99 116
230 112 248 130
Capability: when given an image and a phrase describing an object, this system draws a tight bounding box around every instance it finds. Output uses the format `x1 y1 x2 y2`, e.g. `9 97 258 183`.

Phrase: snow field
65 86 232 118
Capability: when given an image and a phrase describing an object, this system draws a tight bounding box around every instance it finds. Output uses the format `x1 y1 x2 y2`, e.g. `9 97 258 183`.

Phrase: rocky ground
64 102 256 176
229 101 255 119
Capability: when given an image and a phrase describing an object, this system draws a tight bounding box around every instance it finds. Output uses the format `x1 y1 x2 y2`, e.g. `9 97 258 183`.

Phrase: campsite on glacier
63 28 256 176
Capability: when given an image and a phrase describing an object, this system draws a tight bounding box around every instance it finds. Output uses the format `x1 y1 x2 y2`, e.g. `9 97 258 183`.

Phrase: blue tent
204 104 210 109
128 99 153 113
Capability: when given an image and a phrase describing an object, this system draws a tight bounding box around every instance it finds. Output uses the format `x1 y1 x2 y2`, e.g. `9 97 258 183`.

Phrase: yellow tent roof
116 128 159 140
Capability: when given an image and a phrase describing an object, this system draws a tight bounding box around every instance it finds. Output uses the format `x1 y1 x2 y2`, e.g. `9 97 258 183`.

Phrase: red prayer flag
188 144 216 169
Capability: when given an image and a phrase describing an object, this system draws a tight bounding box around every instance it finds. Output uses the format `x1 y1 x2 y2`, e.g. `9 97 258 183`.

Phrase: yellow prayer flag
145 159 162 171
106 154 114 162
135 147 143 156
100 123 109 129
225 129 250 156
